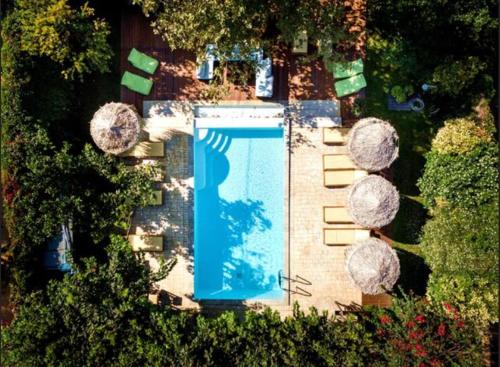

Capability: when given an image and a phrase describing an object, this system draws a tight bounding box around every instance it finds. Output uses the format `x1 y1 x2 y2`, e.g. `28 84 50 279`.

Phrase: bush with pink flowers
368 294 483 367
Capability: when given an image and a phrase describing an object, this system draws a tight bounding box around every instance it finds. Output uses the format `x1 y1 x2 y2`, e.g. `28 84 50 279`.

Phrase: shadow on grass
393 246 430 297
391 195 428 244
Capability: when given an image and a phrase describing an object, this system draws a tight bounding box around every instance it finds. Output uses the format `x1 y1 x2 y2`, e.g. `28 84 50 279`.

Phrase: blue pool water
194 127 284 300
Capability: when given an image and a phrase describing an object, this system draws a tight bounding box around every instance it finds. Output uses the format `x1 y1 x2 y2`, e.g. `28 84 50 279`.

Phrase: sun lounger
125 164 164 181
324 169 367 187
324 206 353 223
332 58 364 79
256 74 274 98
149 190 163 206
323 127 350 144
128 235 164 252
120 142 165 158
323 155 359 170
121 71 153 96
292 30 308 54
127 48 159 75
196 59 214 80
334 74 367 98
323 228 370 245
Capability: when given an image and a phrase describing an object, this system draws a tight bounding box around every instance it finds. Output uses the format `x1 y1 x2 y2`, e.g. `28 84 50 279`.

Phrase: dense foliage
427 274 498 331
132 0 353 62
417 143 498 209
1 240 485 366
417 101 498 335
420 204 498 283
368 0 497 113
17 0 112 80
372 294 483 366
432 117 493 154
1 1 154 295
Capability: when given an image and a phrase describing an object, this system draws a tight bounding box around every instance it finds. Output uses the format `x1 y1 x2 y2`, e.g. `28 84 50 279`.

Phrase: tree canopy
132 0 353 62
17 0 112 80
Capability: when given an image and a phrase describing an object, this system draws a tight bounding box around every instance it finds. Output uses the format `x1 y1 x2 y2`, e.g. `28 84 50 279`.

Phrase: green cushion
121 71 153 96
332 58 364 79
127 48 159 75
334 74 367 97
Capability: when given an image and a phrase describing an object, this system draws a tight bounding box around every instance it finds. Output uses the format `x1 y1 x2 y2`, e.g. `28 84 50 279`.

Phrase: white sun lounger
323 127 350 144
128 235 164 252
120 142 165 158
324 169 367 187
323 154 359 170
324 206 353 223
323 228 370 246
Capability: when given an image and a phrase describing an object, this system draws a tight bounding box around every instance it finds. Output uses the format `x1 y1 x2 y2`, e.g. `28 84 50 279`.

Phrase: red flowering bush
369 294 483 366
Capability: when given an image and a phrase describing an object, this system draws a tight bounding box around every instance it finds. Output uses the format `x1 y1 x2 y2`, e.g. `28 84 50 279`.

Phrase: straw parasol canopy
90 102 141 155
345 237 400 295
347 175 399 229
347 117 399 171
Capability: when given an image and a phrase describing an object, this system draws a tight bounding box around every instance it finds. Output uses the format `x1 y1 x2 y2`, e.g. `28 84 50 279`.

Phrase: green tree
367 0 497 111
17 0 112 80
420 204 498 330
420 204 498 282
417 143 498 209
427 274 498 331
133 0 352 62
1 236 175 367
432 117 493 155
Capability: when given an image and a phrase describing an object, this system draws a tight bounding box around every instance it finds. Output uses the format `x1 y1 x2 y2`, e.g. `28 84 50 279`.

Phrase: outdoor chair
149 190 163 206
334 74 367 98
330 58 364 79
292 30 308 54
323 228 370 246
323 127 349 144
125 164 164 182
324 169 367 187
120 141 165 158
255 58 273 98
127 48 159 75
323 206 353 224
323 154 359 170
128 234 164 252
121 71 153 96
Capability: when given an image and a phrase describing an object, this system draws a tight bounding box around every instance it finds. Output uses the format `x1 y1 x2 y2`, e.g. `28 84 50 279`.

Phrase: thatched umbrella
90 102 141 155
347 117 399 171
345 237 400 295
347 175 399 229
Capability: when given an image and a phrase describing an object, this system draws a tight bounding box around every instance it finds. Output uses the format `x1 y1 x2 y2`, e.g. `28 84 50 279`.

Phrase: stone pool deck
130 100 366 316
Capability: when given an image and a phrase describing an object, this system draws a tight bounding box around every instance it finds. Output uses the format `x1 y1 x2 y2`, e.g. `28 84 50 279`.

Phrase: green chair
127 48 159 75
334 74 367 97
332 58 364 79
121 71 153 96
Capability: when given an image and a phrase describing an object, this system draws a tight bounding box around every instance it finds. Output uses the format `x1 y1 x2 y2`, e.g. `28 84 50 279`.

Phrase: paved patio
131 101 367 315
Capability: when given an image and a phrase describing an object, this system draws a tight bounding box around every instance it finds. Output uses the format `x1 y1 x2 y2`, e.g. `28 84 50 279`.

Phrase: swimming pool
194 127 284 300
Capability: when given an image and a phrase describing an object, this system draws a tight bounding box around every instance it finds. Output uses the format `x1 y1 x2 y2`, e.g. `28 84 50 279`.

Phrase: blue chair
43 224 73 272
255 58 273 98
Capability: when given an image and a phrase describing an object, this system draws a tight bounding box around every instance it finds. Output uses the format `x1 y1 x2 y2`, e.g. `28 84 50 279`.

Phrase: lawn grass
364 38 441 295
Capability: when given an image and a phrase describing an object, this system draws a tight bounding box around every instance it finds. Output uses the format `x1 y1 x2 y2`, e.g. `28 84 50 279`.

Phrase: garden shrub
367 0 497 113
431 56 487 97
432 117 492 154
17 0 112 80
417 143 498 208
426 274 498 331
1 1 154 295
366 33 420 96
420 204 498 282
371 294 484 367
1 241 485 367
420 204 498 334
